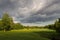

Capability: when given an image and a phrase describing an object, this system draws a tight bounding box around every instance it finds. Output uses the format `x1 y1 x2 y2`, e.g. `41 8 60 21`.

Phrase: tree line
0 12 60 32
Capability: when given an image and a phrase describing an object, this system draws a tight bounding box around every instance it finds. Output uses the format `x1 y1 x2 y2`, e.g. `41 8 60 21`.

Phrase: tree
13 23 23 30
50 18 60 40
0 19 3 30
54 18 60 33
58 18 60 22
2 13 14 31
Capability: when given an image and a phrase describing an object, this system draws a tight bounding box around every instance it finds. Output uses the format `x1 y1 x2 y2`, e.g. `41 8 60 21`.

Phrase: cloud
0 0 60 26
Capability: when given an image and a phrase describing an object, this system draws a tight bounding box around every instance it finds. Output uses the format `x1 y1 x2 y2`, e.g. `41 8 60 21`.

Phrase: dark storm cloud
0 0 60 25
21 0 60 23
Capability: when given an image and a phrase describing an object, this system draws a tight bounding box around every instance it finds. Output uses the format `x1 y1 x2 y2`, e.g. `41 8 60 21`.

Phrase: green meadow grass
0 29 56 40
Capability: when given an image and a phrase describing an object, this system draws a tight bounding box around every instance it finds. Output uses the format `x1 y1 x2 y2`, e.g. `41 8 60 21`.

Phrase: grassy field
0 28 56 40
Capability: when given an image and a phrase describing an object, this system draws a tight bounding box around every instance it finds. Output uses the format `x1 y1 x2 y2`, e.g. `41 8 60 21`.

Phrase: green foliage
13 23 23 30
44 24 54 29
50 18 60 40
45 18 60 32
54 18 60 33
0 20 3 30
1 13 13 31
0 12 23 31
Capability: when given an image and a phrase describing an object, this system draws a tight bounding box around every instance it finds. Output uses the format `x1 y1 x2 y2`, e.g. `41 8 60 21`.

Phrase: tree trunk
4 29 6 32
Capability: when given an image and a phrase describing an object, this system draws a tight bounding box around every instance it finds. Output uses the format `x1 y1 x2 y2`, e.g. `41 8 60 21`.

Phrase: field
0 28 56 40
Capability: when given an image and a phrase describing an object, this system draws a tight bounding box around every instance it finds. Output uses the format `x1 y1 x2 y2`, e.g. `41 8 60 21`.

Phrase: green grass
0 28 56 40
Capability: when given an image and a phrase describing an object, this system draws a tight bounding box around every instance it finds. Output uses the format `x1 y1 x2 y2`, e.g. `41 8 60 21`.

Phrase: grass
0 28 56 40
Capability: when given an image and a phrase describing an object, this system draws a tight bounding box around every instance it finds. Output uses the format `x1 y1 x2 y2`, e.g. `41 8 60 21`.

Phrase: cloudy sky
0 0 60 26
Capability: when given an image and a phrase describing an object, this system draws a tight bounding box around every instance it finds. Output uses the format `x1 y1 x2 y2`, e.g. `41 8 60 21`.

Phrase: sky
0 0 60 26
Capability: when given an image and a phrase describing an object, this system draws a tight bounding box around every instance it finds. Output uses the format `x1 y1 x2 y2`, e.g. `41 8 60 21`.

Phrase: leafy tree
54 18 60 33
2 13 13 31
13 23 23 30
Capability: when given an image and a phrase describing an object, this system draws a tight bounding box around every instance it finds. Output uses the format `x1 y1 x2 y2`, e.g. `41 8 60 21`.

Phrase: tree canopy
0 13 23 31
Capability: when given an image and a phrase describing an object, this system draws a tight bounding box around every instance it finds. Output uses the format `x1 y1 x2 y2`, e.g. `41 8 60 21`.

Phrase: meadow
0 28 56 40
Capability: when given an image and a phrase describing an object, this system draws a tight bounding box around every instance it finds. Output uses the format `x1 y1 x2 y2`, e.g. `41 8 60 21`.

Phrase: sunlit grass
11 28 55 32
0 28 56 40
